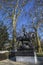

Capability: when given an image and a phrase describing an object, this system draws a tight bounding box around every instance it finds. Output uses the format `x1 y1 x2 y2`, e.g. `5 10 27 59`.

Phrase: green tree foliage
0 22 9 50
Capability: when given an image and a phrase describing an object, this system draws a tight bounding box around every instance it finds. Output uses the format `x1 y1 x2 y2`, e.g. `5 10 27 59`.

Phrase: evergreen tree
0 22 9 50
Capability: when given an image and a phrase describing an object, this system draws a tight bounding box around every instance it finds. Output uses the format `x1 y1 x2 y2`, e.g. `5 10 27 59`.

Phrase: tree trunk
12 15 17 51
36 31 42 53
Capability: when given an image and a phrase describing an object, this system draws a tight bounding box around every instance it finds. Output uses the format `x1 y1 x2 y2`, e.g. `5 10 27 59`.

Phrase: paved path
0 59 43 65
0 59 37 65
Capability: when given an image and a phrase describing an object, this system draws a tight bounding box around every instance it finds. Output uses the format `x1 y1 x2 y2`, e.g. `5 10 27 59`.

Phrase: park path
0 59 33 65
0 59 38 65
0 59 43 65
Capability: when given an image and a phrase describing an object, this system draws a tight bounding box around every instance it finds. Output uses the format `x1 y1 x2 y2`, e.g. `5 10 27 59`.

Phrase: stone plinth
15 48 35 63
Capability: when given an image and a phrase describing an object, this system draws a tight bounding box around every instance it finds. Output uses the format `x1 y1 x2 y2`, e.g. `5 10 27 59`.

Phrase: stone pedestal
15 48 35 63
16 56 35 63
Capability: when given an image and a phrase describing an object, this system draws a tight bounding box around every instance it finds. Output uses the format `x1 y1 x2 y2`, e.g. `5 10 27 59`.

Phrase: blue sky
0 0 43 40
16 0 34 31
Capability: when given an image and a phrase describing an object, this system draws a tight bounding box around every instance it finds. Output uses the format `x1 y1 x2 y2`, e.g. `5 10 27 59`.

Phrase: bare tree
0 0 30 50
28 0 43 53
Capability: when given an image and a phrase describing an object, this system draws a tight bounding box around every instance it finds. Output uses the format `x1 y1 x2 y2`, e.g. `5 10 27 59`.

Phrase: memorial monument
15 31 36 63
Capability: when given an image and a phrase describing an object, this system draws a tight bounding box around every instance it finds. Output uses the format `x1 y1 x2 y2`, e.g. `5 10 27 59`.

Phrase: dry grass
37 52 43 57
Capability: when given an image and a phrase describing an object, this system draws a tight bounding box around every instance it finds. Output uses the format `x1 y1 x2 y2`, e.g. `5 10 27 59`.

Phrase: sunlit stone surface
16 56 35 63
